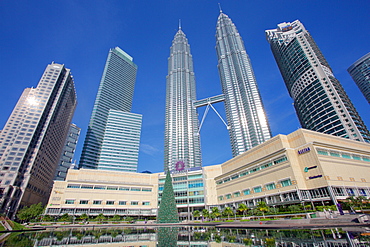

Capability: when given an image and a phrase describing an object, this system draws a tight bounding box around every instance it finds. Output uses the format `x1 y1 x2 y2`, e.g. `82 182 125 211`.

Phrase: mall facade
45 129 370 218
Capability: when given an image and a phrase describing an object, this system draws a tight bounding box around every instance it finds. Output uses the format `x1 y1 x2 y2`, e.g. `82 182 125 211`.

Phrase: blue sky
1 0 369 173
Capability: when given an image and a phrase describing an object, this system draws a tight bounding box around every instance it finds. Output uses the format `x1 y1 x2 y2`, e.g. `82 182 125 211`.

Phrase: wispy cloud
140 143 160 156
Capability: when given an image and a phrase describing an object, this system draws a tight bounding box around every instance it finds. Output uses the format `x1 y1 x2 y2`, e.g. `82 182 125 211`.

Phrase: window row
316 148 370 162
66 184 152 192
216 156 288 185
218 179 292 201
65 199 150 206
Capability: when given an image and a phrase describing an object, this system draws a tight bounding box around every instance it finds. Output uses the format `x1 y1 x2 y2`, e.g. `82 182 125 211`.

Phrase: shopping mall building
45 129 370 219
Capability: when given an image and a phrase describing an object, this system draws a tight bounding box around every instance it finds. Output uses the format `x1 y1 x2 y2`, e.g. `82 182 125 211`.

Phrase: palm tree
80 213 88 223
211 207 221 221
222 207 234 220
202 208 210 221
192 210 200 221
256 201 269 218
237 203 248 217
96 213 106 223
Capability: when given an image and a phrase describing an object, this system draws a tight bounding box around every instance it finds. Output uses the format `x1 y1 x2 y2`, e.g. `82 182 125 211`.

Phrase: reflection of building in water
35 230 157 246
31 227 361 246
46 129 370 218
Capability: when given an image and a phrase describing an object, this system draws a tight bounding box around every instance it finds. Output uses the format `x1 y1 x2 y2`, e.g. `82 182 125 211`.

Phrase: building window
119 201 127 205
243 189 250 195
81 185 93 189
131 201 138 205
130 187 141 191
142 202 150 206
79 200 88 204
94 186 106 190
253 186 262 193
107 186 118 190
218 196 223 201
142 188 152 192
281 179 292 187
119 187 130 191
65 199 75 204
266 183 276 190
93 200 102 205
67 184 81 189
233 191 241 197
106 201 114 205
225 194 232 199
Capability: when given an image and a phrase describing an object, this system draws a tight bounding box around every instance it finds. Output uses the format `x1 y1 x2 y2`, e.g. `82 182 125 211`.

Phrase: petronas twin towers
164 11 271 171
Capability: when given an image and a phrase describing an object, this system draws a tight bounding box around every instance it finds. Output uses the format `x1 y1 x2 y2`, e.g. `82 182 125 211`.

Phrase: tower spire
218 3 222 13
179 19 181 30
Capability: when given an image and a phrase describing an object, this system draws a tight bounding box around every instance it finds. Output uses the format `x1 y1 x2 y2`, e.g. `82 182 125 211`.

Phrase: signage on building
298 147 310 155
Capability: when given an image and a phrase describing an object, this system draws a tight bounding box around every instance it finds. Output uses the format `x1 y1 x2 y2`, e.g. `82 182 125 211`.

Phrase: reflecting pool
1 226 369 246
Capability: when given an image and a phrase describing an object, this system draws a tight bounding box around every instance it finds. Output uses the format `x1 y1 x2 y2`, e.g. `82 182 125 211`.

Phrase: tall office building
54 123 80 181
266 20 370 142
216 11 271 157
164 28 202 171
0 62 77 217
79 47 142 172
348 52 370 104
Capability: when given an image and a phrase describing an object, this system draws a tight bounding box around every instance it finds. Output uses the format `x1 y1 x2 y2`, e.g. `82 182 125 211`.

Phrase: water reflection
1 226 369 246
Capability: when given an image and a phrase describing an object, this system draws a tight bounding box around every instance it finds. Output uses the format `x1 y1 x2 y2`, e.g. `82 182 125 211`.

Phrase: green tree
202 209 209 221
192 210 200 221
59 213 72 223
237 203 248 217
222 207 234 220
96 213 106 223
211 207 221 220
16 202 44 222
80 213 89 222
112 214 121 222
157 172 179 223
256 201 269 218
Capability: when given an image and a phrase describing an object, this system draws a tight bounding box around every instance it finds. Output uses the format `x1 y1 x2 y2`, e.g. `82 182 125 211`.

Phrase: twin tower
164 11 271 172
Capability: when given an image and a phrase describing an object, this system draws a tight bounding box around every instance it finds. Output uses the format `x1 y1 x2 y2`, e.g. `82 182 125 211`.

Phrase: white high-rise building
216 11 271 156
164 28 202 171
0 62 77 218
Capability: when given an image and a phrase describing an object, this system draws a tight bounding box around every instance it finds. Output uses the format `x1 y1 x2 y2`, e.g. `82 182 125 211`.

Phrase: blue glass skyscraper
79 47 142 172
266 20 370 142
348 52 370 104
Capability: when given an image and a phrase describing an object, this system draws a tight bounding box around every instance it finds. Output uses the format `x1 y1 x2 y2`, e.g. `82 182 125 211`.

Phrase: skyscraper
164 28 202 171
54 123 80 181
0 62 77 217
348 52 370 104
79 47 142 172
266 20 370 142
216 11 271 157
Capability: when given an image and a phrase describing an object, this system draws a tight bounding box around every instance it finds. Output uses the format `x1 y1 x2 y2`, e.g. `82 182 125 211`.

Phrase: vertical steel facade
216 12 272 157
164 28 202 171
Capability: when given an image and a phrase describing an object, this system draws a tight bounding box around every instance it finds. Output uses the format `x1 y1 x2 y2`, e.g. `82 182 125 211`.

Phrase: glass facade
164 28 202 171
80 47 142 171
54 123 81 181
216 12 271 157
348 52 370 104
266 20 370 142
